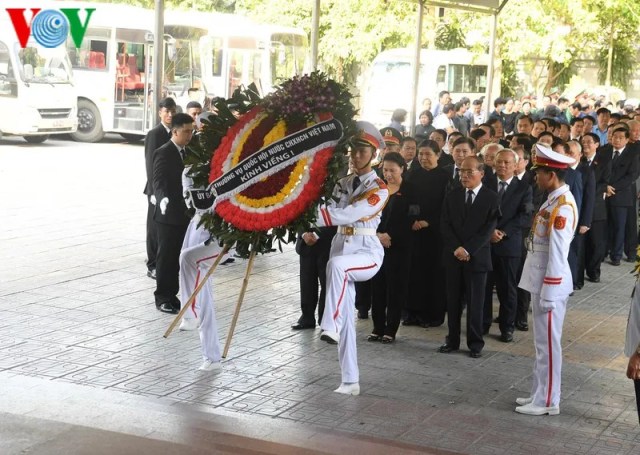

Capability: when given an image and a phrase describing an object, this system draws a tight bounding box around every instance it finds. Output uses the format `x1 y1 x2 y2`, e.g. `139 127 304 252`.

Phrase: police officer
316 121 389 396
516 144 577 416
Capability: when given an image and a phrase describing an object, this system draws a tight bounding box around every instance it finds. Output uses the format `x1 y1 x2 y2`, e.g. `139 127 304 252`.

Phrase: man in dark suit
439 156 499 358
565 140 595 290
291 227 337 330
624 122 640 262
604 128 639 265
484 149 533 341
144 97 176 279
443 136 476 194
152 113 195 313
580 133 610 282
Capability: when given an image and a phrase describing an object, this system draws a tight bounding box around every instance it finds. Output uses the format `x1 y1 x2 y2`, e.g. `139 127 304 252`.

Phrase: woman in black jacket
368 152 418 343
404 140 450 327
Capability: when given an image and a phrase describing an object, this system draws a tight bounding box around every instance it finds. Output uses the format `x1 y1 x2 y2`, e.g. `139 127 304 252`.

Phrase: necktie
498 181 507 200
454 167 460 181
179 148 186 160
613 150 620 161
352 176 361 192
465 189 473 215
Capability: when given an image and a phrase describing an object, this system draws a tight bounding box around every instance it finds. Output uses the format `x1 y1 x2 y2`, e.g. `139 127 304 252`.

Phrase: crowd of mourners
293 89 640 348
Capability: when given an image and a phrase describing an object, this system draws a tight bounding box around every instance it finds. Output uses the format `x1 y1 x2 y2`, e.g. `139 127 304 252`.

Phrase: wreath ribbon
204 118 343 212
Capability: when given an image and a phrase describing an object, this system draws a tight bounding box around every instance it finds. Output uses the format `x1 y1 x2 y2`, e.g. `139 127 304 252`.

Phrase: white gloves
540 299 556 312
150 195 157 205
159 197 169 215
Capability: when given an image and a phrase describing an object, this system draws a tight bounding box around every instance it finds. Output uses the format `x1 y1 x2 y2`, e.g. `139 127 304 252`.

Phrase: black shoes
291 322 315 330
573 284 582 291
610 259 621 266
157 302 179 314
438 343 459 353
469 350 482 358
147 269 156 280
500 332 514 343
586 276 600 283
515 321 529 331
357 310 369 319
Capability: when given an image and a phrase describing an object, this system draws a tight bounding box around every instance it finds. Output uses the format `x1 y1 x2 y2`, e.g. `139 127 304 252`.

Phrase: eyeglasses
459 169 480 176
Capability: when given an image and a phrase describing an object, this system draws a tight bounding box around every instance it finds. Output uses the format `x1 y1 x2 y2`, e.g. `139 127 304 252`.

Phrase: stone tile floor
1 138 639 453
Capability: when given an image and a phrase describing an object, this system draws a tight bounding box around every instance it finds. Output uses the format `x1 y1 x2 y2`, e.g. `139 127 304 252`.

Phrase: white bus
0 17 77 143
360 47 500 128
63 3 159 142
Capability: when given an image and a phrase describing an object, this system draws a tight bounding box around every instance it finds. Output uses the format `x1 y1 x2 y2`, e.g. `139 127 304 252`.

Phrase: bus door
200 35 225 99
113 28 154 134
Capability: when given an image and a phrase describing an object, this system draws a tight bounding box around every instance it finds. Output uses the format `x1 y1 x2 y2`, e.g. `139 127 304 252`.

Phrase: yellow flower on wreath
236 119 307 208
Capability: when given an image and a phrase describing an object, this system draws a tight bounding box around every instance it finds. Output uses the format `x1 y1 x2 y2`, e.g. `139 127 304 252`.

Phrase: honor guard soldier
517 144 577 416
315 121 389 396
379 127 402 153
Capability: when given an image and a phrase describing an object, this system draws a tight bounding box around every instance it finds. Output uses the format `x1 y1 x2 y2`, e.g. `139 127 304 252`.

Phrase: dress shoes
437 343 458 353
146 269 156 280
198 359 222 372
500 332 514 343
586 276 600 283
515 321 529 332
515 396 533 406
357 310 369 320
625 256 636 263
157 302 179 314
609 259 621 266
469 350 482 358
402 316 420 326
320 330 339 344
334 383 360 395
573 284 582 291
515 402 559 416
291 322 316 330
179 318 199 331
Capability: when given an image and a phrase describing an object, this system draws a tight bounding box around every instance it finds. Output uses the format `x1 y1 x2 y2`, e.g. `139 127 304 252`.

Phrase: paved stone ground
1 136 639 454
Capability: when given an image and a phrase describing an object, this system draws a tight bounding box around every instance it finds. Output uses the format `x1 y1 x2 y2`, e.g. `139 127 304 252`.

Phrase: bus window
0 42 17 97
228 50 244 95
436 65 446 87
270 33 306 83
448 64 487 93
165 38 192 94
17 45 72 84
68 38 108 70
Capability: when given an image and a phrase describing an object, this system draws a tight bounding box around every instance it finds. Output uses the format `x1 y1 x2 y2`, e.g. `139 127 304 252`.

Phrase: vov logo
6 8 95 48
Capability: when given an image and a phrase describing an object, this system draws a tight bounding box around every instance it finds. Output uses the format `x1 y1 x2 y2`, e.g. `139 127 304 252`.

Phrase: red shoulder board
554 216 566 230
375 178 387 189
368 194 381 206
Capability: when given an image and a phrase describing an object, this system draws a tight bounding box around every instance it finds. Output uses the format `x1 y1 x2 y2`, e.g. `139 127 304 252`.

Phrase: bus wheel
71 99 105 143
24 135 49 144
120 133 144 142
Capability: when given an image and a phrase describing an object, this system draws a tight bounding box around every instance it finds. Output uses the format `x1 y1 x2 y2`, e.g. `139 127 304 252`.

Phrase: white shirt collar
498 176 514 186
516 170 526 180
467 182 482 196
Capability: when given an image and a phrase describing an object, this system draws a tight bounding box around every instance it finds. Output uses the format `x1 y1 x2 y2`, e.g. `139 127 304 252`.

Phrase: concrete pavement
1 135 639 454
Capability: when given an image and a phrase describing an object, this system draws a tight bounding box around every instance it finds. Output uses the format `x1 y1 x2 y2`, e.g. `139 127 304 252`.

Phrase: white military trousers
179 222 223 363
320 253 380 384
530 292 568 407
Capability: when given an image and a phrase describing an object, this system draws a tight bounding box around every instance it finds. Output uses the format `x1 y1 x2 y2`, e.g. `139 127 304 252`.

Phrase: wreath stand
163 242 258 359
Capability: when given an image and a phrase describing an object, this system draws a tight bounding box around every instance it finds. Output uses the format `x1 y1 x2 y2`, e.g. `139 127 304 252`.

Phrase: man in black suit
291 227 337 330
152 113 195 313
565 140 595 290
624 121 640 262
484 149 533 341
439 156 499 358
144 97 176 279
580 133 610 282
604 128 639 265
443 136 476 194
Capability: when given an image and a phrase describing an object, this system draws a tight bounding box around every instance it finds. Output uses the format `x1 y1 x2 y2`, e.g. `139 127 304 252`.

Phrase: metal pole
410 1 424 137
153 0 164 124
310 0 320 71
484 12 498 120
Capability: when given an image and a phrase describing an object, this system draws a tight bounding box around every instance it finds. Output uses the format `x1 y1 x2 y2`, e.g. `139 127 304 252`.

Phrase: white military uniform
180 170 227 364
316 170 389 384
519 184 576 408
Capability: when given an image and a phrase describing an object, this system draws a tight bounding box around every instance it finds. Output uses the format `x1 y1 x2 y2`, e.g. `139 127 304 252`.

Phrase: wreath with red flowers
185 72 356 258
